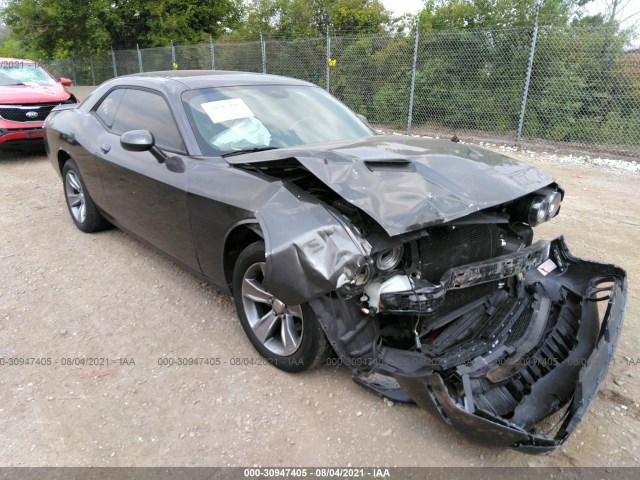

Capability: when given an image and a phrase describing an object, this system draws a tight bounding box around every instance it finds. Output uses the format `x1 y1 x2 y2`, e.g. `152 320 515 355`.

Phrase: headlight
375 246 404 271
513 189 563 227
547 191 562 218
528 195 550 226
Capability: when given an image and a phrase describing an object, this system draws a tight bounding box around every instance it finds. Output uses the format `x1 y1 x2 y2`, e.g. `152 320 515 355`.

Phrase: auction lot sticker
202 98 255 124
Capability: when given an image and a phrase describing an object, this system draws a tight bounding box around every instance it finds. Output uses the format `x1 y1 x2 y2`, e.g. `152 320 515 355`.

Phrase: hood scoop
364 159 415 172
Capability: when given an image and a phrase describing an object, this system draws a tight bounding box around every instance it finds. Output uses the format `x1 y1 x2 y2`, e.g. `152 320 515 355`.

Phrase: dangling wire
403 264 422 352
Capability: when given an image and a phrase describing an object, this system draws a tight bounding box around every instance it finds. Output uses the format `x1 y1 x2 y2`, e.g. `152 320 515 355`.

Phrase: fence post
259 32 267 74
171 40 176 69
111 48 118 78
89 54 96 86
516 0 541 146
214 35 216 70
325 23 331 92
136 43 143 73
407 23 420 135
70 56 77 85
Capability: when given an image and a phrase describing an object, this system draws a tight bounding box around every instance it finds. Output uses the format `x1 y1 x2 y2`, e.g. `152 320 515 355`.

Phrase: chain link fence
43 25 640 158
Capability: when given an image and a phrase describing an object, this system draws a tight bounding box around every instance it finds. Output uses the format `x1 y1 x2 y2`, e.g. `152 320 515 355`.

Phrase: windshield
182 84 374 156
0 63 57 86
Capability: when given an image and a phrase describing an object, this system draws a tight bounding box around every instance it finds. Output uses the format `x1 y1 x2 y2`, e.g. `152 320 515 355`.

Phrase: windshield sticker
201 98 255 124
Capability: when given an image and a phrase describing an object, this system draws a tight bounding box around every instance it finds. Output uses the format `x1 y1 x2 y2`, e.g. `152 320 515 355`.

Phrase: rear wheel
232 241 328 372
62 159 110 233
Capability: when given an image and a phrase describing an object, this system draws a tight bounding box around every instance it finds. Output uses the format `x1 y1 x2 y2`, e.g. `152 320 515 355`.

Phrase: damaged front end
238 148 626 453
308 225 626 453
383 238 626 453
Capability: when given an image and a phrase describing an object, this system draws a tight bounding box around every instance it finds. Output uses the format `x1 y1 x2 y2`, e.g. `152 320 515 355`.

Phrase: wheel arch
57 149 72 175
223 220 263 290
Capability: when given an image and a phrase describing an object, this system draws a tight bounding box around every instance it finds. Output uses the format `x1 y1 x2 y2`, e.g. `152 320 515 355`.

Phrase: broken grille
418 224 502 283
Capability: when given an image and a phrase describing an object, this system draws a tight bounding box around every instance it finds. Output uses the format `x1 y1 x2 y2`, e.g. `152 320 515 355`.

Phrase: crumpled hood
0 83 71 104
228 135 554 236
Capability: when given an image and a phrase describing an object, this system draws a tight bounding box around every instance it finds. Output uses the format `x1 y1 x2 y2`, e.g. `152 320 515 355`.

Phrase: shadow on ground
0 143 47 162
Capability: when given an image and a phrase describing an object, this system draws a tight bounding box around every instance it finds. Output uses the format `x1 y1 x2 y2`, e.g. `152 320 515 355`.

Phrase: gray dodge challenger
44 71 627 453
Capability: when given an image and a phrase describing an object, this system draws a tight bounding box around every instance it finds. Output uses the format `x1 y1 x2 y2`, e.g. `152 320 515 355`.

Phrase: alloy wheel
241 262 304 356
65 170 86 224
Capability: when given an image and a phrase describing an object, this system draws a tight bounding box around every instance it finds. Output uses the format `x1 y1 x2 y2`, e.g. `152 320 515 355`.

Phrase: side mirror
59 77 73 86
120 129 172 166
121 130 155 152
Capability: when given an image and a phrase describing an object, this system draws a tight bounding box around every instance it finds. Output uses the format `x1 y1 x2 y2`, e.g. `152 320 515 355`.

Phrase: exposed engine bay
236 151 626 454
314 212 625 453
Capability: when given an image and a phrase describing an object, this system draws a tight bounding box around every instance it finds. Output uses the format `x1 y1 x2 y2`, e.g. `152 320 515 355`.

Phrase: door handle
100 144 111 153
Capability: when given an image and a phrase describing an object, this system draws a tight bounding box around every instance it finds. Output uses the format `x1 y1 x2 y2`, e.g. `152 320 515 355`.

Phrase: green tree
406 0 637 146
523 14 635 143
418 0 590 30
0 0 243 58
0 35 36 58
236 0 317 37
325 0 390 34
142 0 242 46
2 0 111 58
236 0 390 38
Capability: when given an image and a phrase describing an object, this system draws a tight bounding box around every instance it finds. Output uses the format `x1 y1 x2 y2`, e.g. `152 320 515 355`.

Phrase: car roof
79 70 322 122
119 70 315 90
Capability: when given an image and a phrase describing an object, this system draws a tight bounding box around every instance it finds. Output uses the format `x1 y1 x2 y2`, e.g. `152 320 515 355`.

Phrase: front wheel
232 241 328 372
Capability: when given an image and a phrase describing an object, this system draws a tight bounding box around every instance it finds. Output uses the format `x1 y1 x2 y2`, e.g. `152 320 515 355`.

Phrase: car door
92 87 199 269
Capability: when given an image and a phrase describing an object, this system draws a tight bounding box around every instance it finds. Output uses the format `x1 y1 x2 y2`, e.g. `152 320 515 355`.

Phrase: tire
232 241 328 372
62 159 110 233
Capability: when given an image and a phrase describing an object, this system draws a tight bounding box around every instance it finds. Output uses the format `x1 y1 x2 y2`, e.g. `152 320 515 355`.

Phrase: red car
0 58 77 145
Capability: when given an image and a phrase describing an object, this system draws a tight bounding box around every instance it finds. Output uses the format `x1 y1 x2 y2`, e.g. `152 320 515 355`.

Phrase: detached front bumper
364 237 627 453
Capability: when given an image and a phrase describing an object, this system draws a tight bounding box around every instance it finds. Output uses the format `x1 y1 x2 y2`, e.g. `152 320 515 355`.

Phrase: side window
94 89 125 128
111 89 185 153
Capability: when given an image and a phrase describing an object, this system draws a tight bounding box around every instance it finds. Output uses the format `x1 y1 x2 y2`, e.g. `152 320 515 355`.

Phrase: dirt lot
0 143 638 467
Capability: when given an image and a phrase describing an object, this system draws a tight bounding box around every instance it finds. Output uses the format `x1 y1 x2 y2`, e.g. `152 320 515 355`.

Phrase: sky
380 0 423 17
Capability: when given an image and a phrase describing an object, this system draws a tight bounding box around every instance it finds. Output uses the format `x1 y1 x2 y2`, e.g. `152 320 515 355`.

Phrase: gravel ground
0 142 638 467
